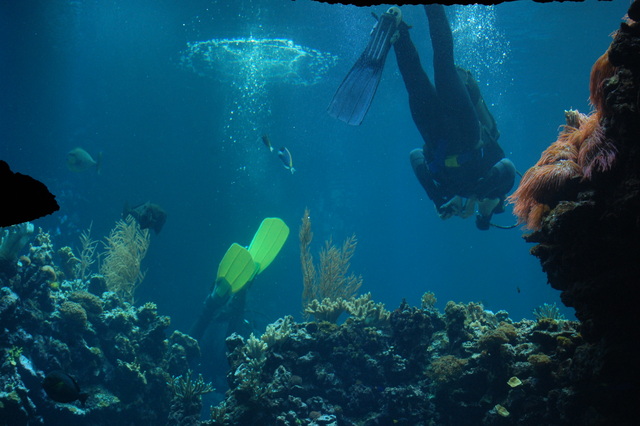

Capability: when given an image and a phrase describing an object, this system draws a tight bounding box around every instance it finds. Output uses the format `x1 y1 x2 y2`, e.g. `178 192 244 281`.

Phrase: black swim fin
328 7 401 126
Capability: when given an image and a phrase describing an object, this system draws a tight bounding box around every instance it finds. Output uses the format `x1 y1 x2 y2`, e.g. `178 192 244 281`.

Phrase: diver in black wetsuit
393 5 515 230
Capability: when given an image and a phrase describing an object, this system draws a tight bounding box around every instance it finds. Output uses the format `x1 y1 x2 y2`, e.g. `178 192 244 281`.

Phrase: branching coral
344 292 390 327
532 302 566 322
261 316 295 347
167 369 214 403
100 216 150 304
304 297 348 323
299 208 362 314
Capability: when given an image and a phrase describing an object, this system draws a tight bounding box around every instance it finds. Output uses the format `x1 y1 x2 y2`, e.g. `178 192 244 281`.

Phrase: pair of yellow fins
214 217 289 298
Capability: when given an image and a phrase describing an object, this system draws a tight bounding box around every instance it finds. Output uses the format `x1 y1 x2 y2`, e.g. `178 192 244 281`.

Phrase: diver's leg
474 158 516 201
190 292 229 341
474 158 516 229
410 149 447 209
425 5 479 143
393 24 438 140
225 289 249 337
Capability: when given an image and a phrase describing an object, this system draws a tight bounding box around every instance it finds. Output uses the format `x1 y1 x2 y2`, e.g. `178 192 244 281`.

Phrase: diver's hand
437 196 463 220
459 197 478 219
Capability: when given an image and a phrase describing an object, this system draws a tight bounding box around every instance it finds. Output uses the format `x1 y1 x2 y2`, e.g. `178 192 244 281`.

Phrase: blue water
1 0 628 342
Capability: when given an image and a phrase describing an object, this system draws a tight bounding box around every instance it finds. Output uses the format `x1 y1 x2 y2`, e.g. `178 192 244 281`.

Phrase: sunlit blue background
1 0 628 384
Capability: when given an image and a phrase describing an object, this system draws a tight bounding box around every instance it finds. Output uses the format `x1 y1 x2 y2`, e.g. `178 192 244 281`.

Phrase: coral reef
205 298 586 426
514 4 640 424
0 228 200 425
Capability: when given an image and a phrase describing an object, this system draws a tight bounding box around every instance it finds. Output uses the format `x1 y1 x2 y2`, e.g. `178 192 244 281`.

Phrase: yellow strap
444 155 460 168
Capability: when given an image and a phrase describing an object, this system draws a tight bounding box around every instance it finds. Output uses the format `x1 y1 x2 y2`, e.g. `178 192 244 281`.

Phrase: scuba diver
329 5 515 230
190 217 289 341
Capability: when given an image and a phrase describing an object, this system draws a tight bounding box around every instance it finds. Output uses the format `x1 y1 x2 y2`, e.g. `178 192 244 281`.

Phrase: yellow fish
67 148 102 174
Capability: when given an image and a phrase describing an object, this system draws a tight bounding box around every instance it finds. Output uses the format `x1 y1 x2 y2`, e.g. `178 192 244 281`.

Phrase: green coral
168 370 214 403
5 346 23 367
532 303 566 322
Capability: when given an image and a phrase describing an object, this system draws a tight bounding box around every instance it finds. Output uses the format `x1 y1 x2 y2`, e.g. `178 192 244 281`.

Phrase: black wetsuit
393 5 515 222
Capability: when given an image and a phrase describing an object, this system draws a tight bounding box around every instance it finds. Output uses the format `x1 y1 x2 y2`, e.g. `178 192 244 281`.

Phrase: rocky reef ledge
523 4 640 425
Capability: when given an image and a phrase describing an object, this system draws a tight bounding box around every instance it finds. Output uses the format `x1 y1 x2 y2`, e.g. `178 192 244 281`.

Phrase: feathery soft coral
509 45 619 230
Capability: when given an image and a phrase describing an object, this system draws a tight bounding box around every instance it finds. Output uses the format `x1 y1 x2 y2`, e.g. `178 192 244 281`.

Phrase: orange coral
577 112 616 180
509 45 619 230
508 160 581 229
589 49 617 113
537 140 578 166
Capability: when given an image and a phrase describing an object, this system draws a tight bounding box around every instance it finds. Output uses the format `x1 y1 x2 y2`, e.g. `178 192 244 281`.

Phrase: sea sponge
68 291 103 317
427 355 468 384
40 265 57 281
528 353 553 373
58 301 88 331
478 322 517 353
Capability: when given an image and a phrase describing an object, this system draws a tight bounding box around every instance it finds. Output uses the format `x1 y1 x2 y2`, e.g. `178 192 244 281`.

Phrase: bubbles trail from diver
181 38 338 145
451 5 513 117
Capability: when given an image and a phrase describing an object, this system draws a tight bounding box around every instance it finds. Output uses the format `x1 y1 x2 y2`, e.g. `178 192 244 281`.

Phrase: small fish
261 134 274 152
123 201 167 234
67 148 102 174
42 370 88 405
278 147 295 174
516 286 521 294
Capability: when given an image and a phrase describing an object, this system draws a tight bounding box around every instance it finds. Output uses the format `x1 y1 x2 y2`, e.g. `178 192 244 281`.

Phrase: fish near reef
123 201 167 234
42 370 88 405
67 148 102 174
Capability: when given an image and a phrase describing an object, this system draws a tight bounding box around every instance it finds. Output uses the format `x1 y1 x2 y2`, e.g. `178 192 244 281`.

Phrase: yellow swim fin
248 217 290 277
215 218 289 296
215 243 256 296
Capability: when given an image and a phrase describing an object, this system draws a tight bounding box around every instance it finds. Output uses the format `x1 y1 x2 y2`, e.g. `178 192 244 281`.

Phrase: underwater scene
2 0 639 424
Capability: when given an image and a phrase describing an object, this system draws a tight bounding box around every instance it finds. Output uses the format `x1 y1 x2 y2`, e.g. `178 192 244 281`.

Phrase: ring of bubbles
182 37 338 86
